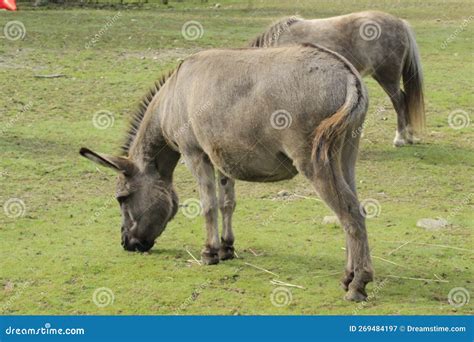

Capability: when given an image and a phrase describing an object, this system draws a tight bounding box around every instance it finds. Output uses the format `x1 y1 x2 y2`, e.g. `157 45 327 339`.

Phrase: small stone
277 190 290 197
4 281 14 292
416 218 449 231
322 216 339 225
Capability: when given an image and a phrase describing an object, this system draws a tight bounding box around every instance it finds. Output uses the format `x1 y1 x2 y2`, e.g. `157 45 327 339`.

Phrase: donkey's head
80 148 178 252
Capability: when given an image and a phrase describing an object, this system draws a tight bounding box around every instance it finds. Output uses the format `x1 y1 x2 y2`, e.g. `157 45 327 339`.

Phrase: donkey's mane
249 16 303 47
121 63 182 155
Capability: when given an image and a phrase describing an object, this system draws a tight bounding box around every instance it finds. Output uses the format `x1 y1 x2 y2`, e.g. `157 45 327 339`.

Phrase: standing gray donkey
250 11 425 147
80 44 373 301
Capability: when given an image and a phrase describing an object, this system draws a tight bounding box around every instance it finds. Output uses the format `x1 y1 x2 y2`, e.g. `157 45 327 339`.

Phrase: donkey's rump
162 45 360 181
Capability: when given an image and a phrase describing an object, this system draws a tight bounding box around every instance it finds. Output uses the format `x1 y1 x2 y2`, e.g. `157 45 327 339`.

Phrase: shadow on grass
361 142 473 166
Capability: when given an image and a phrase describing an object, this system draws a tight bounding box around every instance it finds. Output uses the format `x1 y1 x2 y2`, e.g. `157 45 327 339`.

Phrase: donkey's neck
128 115 160 166
129 111 180 181
125 65 182 179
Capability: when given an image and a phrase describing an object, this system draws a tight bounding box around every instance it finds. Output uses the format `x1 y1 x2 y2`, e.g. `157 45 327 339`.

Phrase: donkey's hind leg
217 171 236 260
183 152 220 265
312 142 373 301
339 132 368 293
373 71 411 147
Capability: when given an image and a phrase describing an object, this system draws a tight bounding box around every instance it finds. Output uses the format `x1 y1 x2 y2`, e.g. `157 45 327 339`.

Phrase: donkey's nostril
135 239 154 252
122 235 154 252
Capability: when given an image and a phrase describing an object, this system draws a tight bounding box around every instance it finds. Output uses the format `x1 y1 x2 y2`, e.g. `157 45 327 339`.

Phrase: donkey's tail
312 73 368 164
402 20 425 133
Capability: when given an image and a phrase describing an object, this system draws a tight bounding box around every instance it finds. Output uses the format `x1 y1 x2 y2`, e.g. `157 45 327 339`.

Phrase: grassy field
0 0 473 315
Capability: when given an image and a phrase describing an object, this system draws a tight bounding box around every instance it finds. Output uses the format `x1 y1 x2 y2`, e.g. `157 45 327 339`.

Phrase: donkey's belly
211 149 298 182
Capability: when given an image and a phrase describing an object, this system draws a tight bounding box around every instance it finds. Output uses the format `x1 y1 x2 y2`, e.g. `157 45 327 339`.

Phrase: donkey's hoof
219 245 235 261
201 249 219 265
341 272 355 292
393 138 407 147
344 288 368 302
407 136 421 144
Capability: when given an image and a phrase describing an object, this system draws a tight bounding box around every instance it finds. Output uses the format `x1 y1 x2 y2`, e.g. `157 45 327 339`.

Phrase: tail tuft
312 76 366 163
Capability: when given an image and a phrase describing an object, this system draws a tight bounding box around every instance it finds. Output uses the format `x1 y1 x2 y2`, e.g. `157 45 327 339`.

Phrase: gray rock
277 190 290 198
416 218 449 231
322 216 339 225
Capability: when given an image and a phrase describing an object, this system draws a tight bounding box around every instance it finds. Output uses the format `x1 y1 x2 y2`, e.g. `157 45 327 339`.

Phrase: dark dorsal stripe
249 16 302 47
121 63 182 155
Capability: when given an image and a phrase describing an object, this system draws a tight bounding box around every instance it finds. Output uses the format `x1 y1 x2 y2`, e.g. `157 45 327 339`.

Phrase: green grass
0 0 473 315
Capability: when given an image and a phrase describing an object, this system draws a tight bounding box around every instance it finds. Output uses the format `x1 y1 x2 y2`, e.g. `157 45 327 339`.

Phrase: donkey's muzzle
122 234 154 252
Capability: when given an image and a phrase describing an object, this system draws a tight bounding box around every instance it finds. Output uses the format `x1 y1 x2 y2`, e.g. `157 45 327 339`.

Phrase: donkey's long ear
79 147 137 176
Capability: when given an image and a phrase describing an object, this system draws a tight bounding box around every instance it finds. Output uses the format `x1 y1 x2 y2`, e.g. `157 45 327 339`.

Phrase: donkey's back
253 11 407 76
159 44 368 182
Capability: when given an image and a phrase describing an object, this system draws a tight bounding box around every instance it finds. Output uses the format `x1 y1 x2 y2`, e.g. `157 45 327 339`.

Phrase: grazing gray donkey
250 11 425 147
80 43 373 301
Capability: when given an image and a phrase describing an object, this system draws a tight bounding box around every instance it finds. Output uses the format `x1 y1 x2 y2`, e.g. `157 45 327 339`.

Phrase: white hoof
393 131 407 147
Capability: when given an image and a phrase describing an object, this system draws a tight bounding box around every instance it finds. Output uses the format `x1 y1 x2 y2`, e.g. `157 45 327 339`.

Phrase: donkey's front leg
217 171 236 260
186 153 220 265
